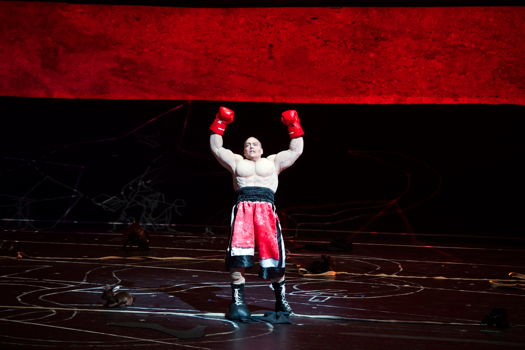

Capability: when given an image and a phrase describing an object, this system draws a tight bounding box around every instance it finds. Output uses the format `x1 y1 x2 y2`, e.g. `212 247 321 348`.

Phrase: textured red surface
1 2 524 104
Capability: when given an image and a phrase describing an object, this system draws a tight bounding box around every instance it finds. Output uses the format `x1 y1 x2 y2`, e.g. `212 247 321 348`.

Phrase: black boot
271 280 293 314
226 283 251 321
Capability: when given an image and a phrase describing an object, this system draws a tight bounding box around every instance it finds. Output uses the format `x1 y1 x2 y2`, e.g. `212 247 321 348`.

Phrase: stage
2 1 525 348
1 227 523 349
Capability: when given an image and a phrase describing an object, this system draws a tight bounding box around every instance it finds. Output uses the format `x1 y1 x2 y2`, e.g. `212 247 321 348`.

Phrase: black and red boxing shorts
225 186 286 279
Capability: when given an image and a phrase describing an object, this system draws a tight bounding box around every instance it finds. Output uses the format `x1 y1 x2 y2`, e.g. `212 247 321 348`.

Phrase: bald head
243 137 263 161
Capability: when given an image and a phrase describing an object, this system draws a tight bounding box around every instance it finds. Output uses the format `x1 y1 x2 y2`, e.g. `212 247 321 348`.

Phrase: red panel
1 2 524 104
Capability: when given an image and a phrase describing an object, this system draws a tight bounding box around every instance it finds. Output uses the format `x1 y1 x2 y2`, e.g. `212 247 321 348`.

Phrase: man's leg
251 203 292 314
230 268 246 284
271 275 293 314
226 268 251 320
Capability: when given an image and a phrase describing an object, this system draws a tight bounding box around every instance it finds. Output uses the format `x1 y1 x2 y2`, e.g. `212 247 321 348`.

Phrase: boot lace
233 289 244 306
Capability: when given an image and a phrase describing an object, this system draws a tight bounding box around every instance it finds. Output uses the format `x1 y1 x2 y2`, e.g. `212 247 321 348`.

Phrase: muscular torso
234 157 278 192
210 133 303 193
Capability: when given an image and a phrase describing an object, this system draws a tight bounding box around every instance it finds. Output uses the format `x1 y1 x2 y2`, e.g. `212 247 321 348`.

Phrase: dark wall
1 97 524 236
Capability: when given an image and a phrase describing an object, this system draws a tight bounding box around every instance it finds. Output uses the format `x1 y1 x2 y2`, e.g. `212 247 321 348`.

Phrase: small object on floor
488 271 525 290
297 255 337 278
481 308 509 329
101 284 135 307
108 322 207 339
306 255 336 274
122 220 150 250
489 280 525 290
298 267 337 277
508 272 525 280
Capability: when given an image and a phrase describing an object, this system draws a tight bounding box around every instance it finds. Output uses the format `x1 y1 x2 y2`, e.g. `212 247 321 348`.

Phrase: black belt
235 186 275 204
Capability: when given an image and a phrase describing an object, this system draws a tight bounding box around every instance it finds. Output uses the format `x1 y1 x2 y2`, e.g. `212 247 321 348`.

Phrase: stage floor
1 228 524 349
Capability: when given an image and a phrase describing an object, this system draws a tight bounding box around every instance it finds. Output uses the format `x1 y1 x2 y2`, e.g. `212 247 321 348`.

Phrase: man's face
243 137 263 161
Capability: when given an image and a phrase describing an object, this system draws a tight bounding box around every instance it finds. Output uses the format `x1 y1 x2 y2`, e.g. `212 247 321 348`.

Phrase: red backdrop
1 2 524 104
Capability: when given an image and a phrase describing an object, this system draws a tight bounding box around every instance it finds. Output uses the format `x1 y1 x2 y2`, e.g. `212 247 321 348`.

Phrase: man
209 106 304 320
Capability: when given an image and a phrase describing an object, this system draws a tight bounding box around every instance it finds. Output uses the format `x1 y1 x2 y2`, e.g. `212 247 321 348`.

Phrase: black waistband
236 186 275 204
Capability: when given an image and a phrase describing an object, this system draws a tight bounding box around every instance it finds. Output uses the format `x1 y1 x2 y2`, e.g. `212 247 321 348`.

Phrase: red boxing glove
281 110 304 139
210 107 234 135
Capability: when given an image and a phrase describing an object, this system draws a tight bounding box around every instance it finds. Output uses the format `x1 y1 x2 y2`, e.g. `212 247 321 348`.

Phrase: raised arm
272 110 305 173
209 107 241 174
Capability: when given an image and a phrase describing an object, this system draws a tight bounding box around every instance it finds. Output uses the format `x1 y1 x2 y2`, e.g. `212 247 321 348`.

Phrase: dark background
1 97 523 236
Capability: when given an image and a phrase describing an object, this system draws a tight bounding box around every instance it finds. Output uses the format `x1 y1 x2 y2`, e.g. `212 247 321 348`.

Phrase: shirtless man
209 106 304 320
